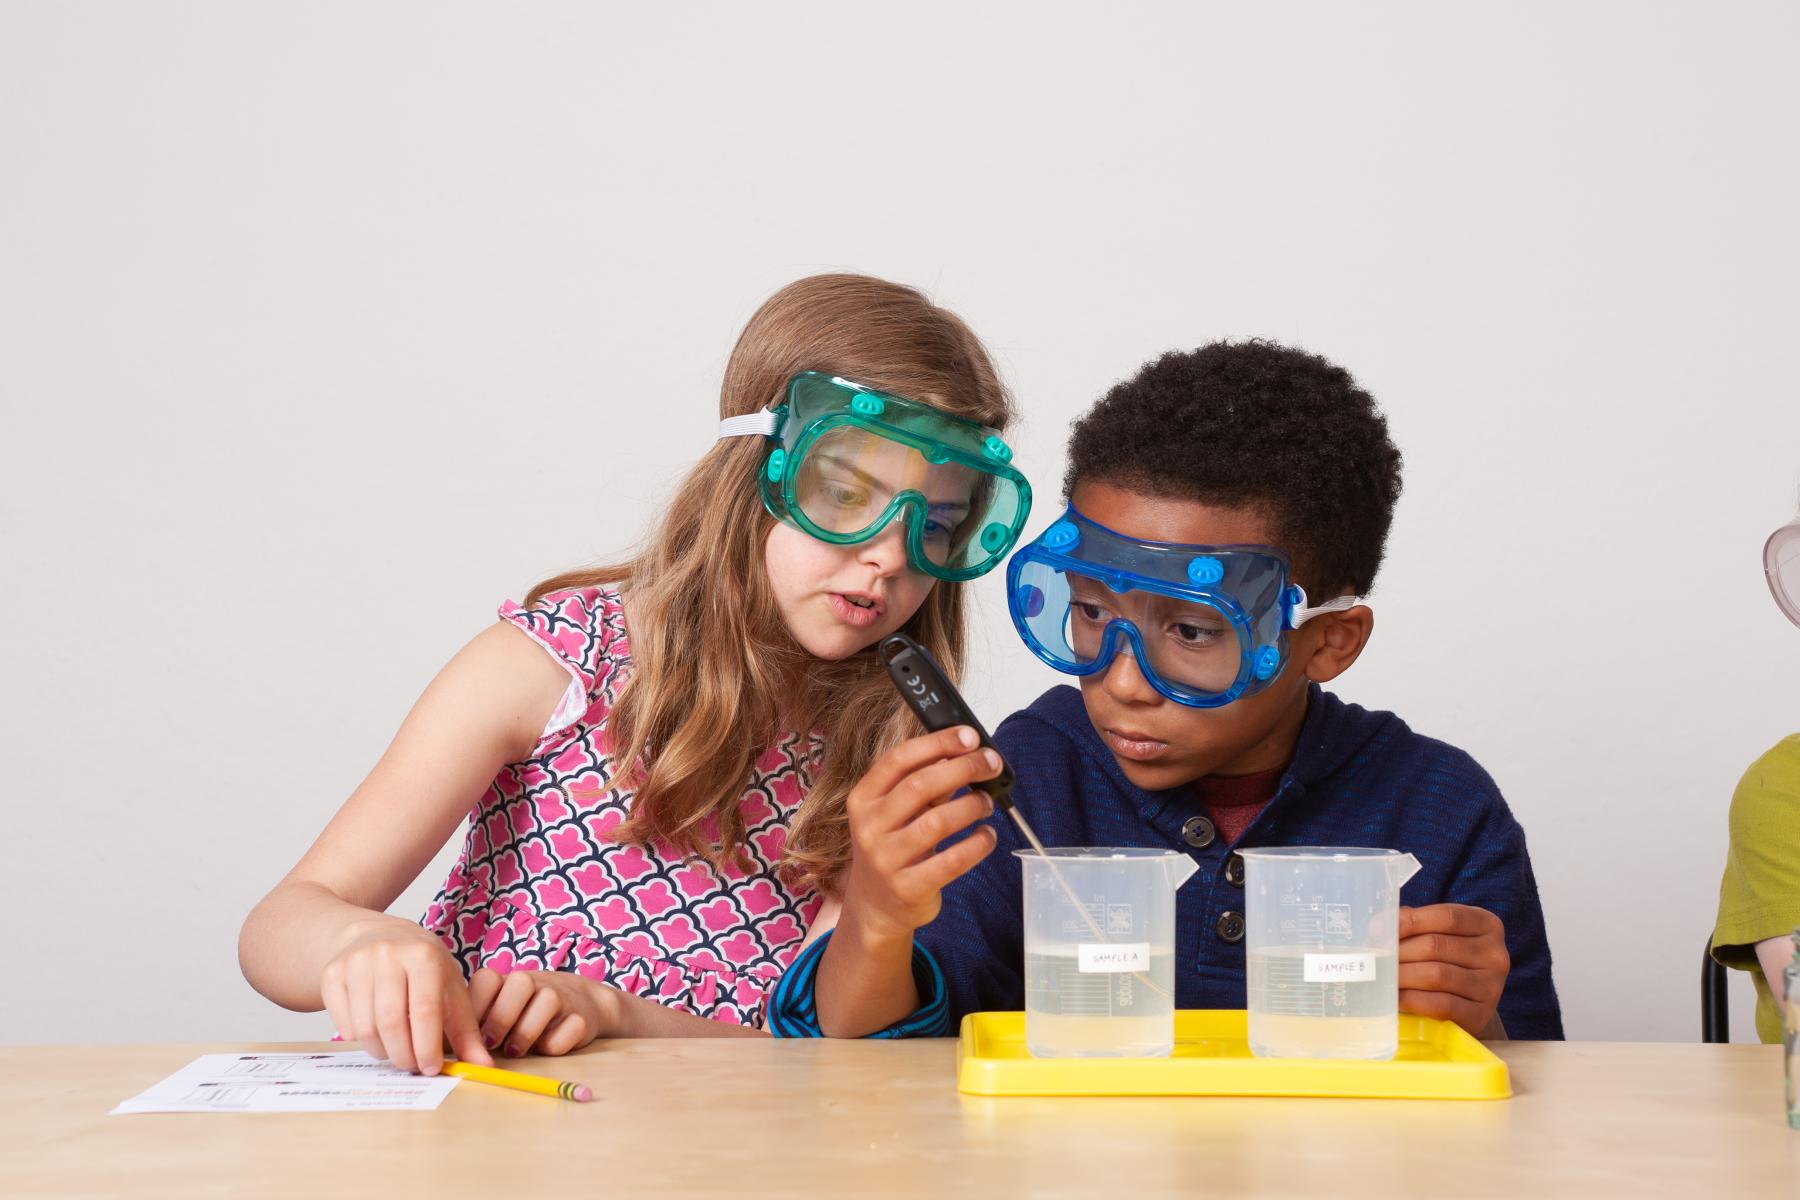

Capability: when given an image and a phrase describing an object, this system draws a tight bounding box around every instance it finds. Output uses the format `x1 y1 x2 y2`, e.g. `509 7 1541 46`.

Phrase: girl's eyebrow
816 452 972 517
815 452 894 495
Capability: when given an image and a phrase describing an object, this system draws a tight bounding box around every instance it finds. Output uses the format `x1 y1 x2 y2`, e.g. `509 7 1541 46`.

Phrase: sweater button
1224 852 1245 887
1181 816 1216 849
1216 910 1246 944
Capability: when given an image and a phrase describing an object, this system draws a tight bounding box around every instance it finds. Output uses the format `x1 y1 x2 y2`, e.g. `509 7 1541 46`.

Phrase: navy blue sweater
919 683 1563 1039
769 683 1563 1040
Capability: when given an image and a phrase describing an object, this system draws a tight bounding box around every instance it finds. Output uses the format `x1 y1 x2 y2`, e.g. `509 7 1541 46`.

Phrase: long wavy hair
527 275 1014 893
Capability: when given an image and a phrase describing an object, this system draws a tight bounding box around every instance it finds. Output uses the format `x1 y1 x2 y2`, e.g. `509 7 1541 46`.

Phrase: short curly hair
1065 340 1403 595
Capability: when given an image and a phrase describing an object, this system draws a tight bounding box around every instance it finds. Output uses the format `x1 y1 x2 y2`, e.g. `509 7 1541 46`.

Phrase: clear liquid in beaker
1024 942 1176 1057
1245 944 1398 1059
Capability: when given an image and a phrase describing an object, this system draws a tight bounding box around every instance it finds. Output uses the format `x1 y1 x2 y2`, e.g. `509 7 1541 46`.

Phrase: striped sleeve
765 931 951 1039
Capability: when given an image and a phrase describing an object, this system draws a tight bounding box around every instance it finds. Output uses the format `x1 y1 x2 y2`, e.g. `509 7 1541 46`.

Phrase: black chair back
1701 936 1729 1043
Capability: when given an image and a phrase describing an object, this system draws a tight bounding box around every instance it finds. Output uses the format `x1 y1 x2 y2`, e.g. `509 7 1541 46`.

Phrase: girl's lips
1104 728 1168 762
827 591 884 629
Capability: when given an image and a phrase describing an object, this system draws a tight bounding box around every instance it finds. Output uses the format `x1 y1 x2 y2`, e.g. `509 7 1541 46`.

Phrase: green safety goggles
718 371 1032 581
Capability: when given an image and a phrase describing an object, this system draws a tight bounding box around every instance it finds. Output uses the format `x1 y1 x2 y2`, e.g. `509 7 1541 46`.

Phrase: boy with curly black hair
774 339 1563 1043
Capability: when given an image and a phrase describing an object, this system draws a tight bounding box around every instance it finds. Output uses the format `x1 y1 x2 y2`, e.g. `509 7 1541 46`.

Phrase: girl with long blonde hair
239 274 1031 1070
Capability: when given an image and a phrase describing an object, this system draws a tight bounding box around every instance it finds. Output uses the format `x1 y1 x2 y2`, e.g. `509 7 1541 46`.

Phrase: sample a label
1078 942 1150 973
1302 952 1377 982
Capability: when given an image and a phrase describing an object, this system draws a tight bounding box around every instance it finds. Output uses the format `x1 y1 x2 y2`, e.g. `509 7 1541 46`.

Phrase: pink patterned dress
421 586 826 1028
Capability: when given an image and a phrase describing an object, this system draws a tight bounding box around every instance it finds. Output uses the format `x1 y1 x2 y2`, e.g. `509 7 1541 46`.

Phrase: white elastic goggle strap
717 410 782 441
1289 587 1367 627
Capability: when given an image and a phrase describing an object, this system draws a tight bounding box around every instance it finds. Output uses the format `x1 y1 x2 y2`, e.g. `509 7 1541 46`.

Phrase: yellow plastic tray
956 1010 1511 1099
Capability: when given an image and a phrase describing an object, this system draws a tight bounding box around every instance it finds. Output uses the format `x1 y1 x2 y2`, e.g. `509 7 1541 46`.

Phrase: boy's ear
1301 605 1374 684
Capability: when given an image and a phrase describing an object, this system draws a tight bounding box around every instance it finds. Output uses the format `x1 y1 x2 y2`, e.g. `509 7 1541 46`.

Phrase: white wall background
3 2 1796 1045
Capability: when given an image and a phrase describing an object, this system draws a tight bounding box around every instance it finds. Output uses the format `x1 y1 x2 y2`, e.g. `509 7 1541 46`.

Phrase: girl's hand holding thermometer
816 634 1015 1036
839 723 1005 941
819 723 1002 1037
839 634 1034 940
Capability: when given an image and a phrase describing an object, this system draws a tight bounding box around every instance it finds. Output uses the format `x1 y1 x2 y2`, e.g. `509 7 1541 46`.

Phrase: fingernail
484 1035 497 1049
983 749 1001 770
958 727 978 748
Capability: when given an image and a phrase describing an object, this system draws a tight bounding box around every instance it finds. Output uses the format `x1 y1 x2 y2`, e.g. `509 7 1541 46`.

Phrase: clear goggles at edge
1768 508 1800 627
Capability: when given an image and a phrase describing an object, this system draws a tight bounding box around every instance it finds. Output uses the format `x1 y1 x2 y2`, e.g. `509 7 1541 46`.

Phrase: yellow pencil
443 1061 593 1102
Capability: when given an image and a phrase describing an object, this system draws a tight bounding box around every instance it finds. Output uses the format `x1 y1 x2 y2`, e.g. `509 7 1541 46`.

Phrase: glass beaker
1017 848 1198 1058
1240 846 1421 1060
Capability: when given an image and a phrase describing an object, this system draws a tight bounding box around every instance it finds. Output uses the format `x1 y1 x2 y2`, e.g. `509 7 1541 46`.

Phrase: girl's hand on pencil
468 968 617 1058
841 727 1003 941
320 919 494 1076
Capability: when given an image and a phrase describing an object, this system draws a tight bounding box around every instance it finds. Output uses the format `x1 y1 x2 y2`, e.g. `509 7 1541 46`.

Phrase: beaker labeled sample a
1017 848 1198 1058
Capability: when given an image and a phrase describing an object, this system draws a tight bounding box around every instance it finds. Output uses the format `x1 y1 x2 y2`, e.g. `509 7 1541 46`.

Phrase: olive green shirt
1712 734 1800 1043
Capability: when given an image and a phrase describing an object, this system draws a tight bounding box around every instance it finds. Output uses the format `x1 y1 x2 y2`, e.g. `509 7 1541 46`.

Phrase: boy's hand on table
841 727 1004 941
320 919 494 1075
1397 904 1510 1038
468 968 618 1058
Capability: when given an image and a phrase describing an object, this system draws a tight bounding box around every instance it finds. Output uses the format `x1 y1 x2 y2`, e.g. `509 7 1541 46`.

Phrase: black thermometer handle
878 633 1014 810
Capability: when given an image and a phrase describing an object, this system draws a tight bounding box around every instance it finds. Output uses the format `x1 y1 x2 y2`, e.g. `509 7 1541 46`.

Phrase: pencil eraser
573 1084 593 1102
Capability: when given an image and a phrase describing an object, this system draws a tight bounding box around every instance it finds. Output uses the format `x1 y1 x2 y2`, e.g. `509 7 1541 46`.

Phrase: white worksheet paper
110 1052 460 1114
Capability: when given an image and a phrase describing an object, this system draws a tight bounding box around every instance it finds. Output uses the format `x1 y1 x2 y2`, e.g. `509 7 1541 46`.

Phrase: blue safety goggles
1007 505 1364 708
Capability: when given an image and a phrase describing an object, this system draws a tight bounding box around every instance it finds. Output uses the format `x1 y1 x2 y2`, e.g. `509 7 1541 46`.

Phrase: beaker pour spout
1390 851 1422 889
1169 856 1200 889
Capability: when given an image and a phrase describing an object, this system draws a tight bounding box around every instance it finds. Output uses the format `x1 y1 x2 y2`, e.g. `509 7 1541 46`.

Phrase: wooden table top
4 1038 1795 1197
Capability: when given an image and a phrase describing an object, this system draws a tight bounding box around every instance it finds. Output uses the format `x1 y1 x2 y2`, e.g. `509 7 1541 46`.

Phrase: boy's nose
1100 643 1162 705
